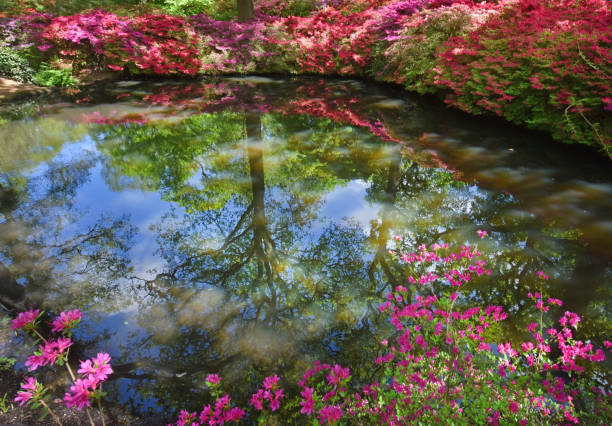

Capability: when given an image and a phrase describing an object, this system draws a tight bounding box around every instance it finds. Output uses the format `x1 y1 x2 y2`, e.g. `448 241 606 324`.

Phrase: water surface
0 77 610 417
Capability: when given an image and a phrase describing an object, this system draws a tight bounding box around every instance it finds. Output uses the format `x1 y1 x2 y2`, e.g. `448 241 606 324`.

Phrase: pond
1 77 610 419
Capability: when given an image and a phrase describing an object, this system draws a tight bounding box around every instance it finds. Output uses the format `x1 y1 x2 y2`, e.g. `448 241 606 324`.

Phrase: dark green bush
0 48 34 83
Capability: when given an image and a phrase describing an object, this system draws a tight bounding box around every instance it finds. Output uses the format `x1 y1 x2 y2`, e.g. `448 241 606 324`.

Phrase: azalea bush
7 234 611 424
430 0 612 155
166 234 610 425
21 10 201 76
370 1 499 90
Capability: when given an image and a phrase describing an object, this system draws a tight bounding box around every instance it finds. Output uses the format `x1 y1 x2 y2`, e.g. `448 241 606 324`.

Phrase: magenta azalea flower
78 352 113 383
11 308 40 330
64 378 93 410
263 374 279 390
318 405 343 424
300 386 315 415
326 364 350 386
14 377 41 406
25 338 72 371
205 374 221 385
51 309 82 333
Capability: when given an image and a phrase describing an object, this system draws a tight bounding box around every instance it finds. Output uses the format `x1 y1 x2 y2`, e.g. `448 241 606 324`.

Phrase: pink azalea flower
51 309 82 333
175 410 196 426
477 229 487 238
318 405 343 424
199 405 211 423
205 374 221 385
11 308 40 330
300 387 315 415
263 374 279 390
250 389 264 410
14 377 41 406
327 364 350 386
224 407 245 422
25 354 46 371
64 378 93 410
78 352 113 382
25 338 72 371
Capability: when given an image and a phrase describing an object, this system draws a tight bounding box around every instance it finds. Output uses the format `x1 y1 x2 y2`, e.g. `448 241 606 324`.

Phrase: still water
0 77 610 418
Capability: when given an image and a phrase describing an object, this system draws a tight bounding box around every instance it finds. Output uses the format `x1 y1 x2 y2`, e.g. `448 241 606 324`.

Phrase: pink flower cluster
14 377 41 406
10 308 40 330
173 396 245 426
296 361 351 424
64 353 113 410
250 374 284 412
50 308 82 333
25 337 72 370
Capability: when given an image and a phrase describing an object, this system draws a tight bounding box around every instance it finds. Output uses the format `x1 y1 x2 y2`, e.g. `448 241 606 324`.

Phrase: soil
0 79 51 104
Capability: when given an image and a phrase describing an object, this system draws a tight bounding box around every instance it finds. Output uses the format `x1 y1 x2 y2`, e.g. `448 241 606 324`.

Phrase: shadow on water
0 77 610 418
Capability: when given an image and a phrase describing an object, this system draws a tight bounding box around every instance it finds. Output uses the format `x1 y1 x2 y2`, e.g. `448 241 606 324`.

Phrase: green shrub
0 48 34 83
32 65 77 87
371 4 496 93
0 356 16 371
161 0 235 20
257 0 318 17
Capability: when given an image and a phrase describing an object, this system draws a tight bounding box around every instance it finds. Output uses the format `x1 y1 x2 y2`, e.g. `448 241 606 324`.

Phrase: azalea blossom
78 352 113 382
64 378 93 410
51 309 82 333
14 377 41 406
11 308 40 330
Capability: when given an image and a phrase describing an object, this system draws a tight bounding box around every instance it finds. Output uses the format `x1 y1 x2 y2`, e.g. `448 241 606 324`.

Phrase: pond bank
0 78 50 103
1 0 610 158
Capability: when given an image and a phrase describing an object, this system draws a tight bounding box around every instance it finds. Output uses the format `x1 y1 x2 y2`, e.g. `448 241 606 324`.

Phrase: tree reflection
0 119 134 313
1 78 610 417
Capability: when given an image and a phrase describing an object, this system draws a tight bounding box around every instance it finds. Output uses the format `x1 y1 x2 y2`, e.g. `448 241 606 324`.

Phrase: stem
64 348 76 381
85 406 96 426
97 384 106 426
39 399 63 426
32 328 48 344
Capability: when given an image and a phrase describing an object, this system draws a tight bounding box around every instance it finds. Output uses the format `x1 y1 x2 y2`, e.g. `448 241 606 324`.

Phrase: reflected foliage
0 78 610 419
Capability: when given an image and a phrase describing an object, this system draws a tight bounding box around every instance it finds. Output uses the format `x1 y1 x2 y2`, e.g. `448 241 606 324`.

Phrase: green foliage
0 0 159 16
0 356 16 371
161 0 235 20
32 65 77 87
0 392 13 414
0 48 34 83
257 0 318 17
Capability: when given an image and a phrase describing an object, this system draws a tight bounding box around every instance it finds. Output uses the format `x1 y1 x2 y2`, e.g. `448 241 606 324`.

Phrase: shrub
256 0 318 17
431 0 612 156
27 11 201 76
0 47 34 82
372 2 499 91
32 64 77 86
169 237 611 425
161 0 235 20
